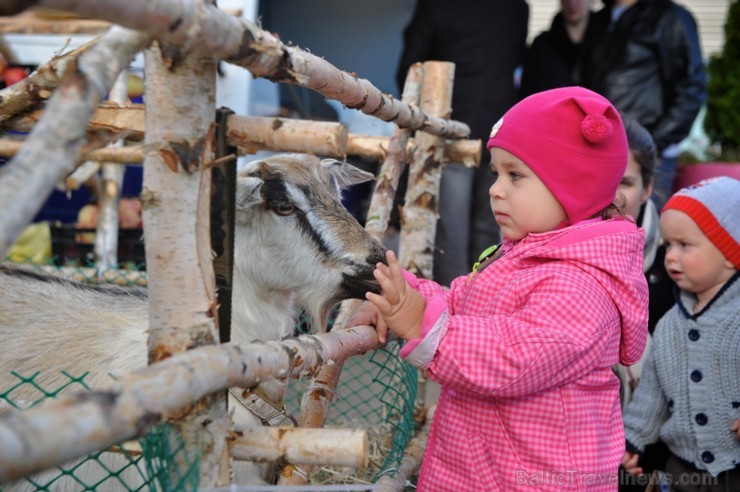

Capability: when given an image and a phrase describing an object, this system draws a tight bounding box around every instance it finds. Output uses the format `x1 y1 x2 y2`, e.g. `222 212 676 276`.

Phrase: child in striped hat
622 176 740 489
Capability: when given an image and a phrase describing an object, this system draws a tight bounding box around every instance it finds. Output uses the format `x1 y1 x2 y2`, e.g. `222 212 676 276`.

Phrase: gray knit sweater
623 272 740 476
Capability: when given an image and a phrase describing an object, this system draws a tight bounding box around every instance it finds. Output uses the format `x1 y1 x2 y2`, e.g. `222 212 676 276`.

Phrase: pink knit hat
487 87 628 224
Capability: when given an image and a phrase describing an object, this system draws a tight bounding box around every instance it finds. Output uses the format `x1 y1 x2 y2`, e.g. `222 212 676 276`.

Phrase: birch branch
230 427 367 468
34 0 470 139
0 325 382 484
348 135 481 169
364 63 423 239
375 406 435 491
0 26 149 258
0 37 98 124
5 102 145 136
399 62 454 278
0 132 480 167
227 115 348 157
64 160 100 190
3 108 481 164
94 72 128 272
0 10 111 34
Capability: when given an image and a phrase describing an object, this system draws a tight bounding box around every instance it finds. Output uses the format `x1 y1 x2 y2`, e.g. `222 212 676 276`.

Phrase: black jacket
396 0 529 142
583 0 706 152
519 12 600 99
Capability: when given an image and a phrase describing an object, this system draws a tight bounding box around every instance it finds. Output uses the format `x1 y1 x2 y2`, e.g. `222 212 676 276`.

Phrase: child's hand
345 300 389 344
621 451 643 475
732 419 740 440
365 250 425 343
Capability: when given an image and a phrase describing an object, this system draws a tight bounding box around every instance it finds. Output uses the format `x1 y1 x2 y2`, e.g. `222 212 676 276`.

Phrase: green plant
704 0 740 161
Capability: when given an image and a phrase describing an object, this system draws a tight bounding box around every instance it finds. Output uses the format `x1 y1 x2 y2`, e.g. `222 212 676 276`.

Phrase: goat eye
274 203 296 216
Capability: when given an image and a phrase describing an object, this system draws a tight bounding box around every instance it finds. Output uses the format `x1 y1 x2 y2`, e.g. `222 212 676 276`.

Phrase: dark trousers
664 454 740 492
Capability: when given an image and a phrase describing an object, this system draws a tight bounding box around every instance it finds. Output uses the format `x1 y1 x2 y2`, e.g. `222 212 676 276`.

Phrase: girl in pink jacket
349 87 649 491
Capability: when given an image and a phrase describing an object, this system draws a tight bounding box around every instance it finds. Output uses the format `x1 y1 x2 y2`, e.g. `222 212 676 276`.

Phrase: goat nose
366 243 387 266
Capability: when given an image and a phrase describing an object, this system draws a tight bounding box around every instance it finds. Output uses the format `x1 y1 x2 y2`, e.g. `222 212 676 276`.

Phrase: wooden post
375 406 436 491
230 427 368 468
141 35 230 487
94 71 128 272
399 61 455 278
212 107 237 344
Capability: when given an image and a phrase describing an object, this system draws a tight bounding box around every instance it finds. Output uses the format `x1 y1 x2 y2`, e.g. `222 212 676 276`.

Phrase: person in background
619 118 675 336
395 0 529 286
348 87 648 490
583 0 706 210
621 177 740 491
520 0 597 98
615 119 674 491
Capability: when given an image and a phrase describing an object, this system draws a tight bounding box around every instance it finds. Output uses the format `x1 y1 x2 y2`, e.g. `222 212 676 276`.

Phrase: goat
0 153 386 489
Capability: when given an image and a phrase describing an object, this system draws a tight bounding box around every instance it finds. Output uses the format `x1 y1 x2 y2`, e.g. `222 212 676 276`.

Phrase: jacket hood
504 217 649 365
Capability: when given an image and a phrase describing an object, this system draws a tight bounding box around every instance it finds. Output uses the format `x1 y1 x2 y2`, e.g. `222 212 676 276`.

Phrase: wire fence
1 256 418 490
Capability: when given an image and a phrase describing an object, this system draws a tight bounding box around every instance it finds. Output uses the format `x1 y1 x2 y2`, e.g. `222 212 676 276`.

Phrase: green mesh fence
0 371 198 492
2 257 419 488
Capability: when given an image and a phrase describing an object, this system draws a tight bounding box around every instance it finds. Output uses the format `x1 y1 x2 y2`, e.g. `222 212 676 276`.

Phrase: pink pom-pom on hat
487 86 628 224
581 114 613 143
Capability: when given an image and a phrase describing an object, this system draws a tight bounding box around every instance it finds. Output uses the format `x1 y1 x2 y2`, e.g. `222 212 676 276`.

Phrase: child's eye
510 172 523 181
491 171 499 182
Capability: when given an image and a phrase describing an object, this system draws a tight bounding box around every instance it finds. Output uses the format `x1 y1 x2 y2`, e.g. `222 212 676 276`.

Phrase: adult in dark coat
582 0 707 209
396 0 529 286
520 0 598 98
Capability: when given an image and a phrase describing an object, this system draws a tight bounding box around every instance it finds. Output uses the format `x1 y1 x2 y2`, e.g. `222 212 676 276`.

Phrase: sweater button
701 451 714 463
695 413 708 425
691 370 702 382
688 329 700 341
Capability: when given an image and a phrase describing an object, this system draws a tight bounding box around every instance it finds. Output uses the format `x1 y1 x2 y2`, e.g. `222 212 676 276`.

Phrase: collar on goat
229 386 297 427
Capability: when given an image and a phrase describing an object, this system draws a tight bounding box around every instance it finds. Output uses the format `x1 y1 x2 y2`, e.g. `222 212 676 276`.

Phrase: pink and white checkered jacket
401 218 649 491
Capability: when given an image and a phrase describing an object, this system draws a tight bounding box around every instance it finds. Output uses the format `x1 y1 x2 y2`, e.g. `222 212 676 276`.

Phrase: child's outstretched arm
364 250 426 343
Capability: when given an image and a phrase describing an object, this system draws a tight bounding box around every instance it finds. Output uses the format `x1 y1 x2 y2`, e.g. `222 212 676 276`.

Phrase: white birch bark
141 38 229 487
375 406 436 491
94 71 128 272
398 62 455 278
0 37 97 123
227 114 348 157
0 325 383 484
0 26 149 258
230 427 367 468
0 138 142 163
347 135 481 169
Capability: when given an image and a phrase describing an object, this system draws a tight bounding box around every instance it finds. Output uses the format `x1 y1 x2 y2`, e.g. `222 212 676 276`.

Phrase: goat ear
235 177 264 210
320 158 376 189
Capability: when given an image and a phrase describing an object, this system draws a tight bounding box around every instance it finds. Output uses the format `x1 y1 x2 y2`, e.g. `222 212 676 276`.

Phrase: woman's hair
624 117 657 186
591 118 657 221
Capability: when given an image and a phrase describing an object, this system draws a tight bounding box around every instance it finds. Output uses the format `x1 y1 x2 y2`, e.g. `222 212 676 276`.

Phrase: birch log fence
0 0 479 489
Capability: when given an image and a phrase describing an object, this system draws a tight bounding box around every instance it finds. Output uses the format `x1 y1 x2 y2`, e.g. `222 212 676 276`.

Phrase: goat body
0 153 385 489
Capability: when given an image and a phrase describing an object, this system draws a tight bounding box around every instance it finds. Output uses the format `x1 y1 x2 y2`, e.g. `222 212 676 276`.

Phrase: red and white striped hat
662 176 740 268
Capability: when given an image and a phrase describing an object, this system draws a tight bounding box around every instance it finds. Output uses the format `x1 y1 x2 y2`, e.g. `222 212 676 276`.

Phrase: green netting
2 257 419 488
0 372 198 492
285 339 418 485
